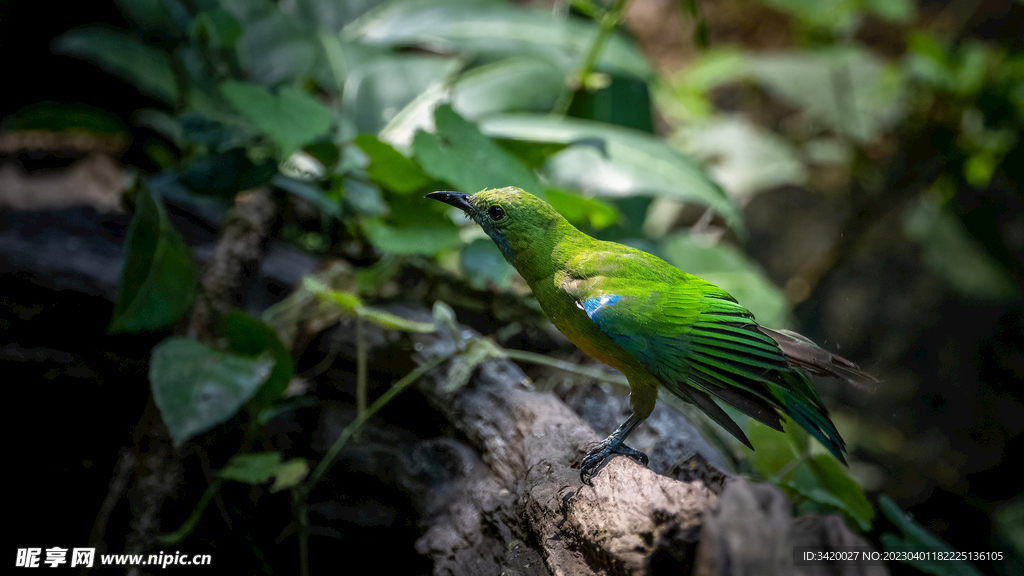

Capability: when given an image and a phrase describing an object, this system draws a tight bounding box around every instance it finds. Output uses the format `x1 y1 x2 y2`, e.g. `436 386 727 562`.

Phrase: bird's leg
580 385 656 484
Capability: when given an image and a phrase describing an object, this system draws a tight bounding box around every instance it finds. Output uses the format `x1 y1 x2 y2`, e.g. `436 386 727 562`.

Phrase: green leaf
460 239 514 289
219 452 283 485
362 219 463 255
675 116 806 199
220 81 333 157
191 9 243 49
661 233 789 328
218 452 308 492
879 495 984 576
344 54 462 135
545 188 618 229
180 148 278 198
270 458 309 492
342 177 389 216
749 49 905 143
221 312 294 416
109 182 198 333
354 134 430 194
351 4 652 79
231 9 317 86
748 419 874 532
150 338 274 445
567 74 653 133
745 417 803 475
450 57 564 118
479 114 743 233
54 28 179 104
792 455 875 531
413 105 544 195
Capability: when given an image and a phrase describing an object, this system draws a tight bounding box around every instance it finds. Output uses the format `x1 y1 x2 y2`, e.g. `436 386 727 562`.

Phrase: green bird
427 187 873 482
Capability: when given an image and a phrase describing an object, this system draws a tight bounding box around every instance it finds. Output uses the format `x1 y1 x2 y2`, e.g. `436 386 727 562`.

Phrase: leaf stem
554 0 633 115
302 352 452 493
503 348 628 388
356 316 367 415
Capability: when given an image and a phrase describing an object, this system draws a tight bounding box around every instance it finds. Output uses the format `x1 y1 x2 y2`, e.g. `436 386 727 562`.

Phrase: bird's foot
579 440 648 485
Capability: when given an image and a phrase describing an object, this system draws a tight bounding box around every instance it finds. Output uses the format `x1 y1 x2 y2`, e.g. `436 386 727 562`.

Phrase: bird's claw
579 441 649 485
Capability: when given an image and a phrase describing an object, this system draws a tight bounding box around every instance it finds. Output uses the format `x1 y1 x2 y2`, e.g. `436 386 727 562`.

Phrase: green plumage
427 187 873 482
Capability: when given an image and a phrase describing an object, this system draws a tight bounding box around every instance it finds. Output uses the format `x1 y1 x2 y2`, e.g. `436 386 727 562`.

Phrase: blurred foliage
23 0 1022 568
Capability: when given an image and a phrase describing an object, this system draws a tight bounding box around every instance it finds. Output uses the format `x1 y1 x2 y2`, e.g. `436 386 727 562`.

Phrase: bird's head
426 187 567 271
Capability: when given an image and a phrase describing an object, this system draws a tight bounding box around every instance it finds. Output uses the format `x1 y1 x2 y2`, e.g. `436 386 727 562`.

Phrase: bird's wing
565 249 846 461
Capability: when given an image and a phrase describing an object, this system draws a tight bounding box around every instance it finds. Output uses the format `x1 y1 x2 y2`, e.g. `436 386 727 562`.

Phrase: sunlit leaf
675 115 806 199
479 114 742 232
350 3 652 79
109 182 198 333
150 338 274 445
451 57 564 118
413 105 544 195
344 54 461 135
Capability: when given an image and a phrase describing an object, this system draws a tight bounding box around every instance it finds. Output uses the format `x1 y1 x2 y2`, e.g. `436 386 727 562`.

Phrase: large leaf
747 420 874 532
220 81 333 157
53 28 179 104
180 148 278 198
362 219 462 255
349 3 652 79
109 182 198 333
479 114 743 232
221 312 294 416
354 134 431 193
413 105 544 195
791 455 875 531
674 115 807 199
343 54 462 135
450 57 564 119
150 338 274 445
231 9 318 86
750 49 905 143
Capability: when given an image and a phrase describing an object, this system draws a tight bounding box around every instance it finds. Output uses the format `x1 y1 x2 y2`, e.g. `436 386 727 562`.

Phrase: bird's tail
759 327 878 391
774 369 848 463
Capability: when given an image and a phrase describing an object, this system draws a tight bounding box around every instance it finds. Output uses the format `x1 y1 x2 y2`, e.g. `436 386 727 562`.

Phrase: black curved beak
426 191 475 215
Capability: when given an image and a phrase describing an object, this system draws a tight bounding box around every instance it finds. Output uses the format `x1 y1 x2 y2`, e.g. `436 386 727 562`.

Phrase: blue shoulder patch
579 294 621 320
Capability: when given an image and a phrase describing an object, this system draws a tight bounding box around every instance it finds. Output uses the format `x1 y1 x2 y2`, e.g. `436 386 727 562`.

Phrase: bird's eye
488 205 506 221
